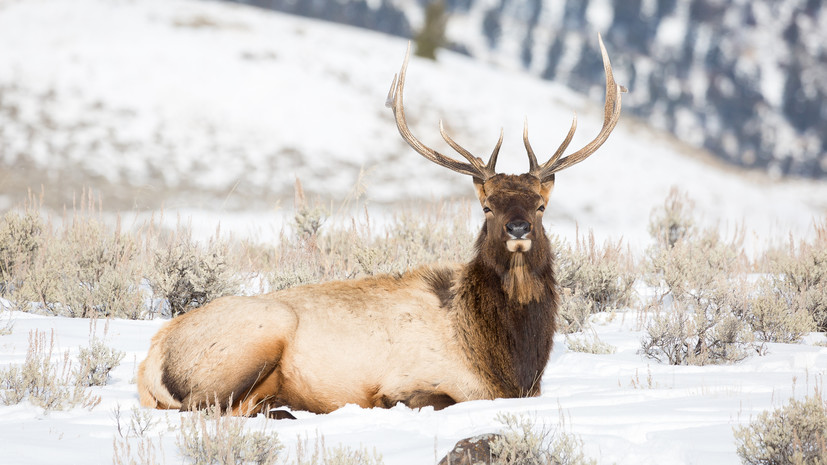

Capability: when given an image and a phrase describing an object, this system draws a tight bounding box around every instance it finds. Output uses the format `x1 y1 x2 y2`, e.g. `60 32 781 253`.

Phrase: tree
415 0 447 60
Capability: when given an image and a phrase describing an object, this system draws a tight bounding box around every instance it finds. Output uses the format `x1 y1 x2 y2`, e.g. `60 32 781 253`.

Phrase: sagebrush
760 220 827 332
555 231 635 333
76 337 125 387
0 329 99 411
734 393 827 465
490 412 596 465
177 407 283 465
642 190 763 365
1 201 146 319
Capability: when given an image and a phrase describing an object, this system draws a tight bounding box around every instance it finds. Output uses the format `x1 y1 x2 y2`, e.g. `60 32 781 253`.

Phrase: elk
137 36 623 417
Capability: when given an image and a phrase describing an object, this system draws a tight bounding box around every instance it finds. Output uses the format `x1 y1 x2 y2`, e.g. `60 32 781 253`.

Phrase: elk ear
473 177 487 206
539 174 555 204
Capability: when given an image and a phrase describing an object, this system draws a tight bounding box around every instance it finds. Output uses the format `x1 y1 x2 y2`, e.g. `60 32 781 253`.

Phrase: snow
0 0 826 463
1 306 825 464
585 0 614 34
656 15 688 50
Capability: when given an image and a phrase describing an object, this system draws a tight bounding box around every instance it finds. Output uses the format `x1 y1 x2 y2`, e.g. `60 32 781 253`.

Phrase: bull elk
138 36 624 417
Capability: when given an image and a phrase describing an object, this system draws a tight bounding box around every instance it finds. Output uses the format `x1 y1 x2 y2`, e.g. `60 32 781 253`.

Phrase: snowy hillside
0 0 826 249
225 0 827 179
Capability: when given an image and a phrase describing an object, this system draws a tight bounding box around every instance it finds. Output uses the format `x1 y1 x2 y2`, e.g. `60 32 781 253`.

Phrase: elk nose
505 220 531 238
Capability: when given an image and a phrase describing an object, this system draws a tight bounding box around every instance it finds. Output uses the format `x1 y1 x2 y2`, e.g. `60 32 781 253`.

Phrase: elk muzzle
505 220 533 252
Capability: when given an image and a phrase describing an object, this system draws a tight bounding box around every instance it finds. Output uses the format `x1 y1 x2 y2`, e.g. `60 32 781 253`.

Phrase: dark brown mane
452 204 558 397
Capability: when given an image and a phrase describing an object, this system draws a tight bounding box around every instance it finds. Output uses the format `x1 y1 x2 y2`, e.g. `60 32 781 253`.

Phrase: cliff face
227 0 827 178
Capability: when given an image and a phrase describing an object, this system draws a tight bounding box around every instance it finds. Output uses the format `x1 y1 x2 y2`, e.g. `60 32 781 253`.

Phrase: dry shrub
642 189 756 365
176 407 283 465
266 190 338 291
648 187 696 249
0 208 43 287
3 203 147 319
113 436 164 465
147 229 237 317
384 204 473 267
269 199 473 290
645 190 822 363
321 446 384 465
490 413 595 465
739 279 815 344
76 337 125 387
53 217 145 318
555 231 636 333
734 393 827 465
0 329 99 411
565 332 616 355
761 220 827 331
267 239 326 291
113 404 164 465
266 180 351 290
293 203 327 244
336 205 473 278
294 434 384 465
640 283 755 365
645 227 746 305
556 289 593 335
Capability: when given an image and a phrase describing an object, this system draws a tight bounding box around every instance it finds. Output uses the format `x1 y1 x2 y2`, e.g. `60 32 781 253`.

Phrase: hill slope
226 0 827 178
0 0 825 247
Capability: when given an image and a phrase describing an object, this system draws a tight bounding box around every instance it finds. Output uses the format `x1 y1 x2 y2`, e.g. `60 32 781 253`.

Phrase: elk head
386 35 625 264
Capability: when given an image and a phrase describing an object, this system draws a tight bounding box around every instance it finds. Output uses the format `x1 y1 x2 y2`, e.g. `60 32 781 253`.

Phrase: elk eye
537 205 545 212
483 207 492 214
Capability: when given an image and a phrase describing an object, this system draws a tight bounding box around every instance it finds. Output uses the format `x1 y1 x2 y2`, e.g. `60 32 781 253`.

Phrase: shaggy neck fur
503 252 546 306
451 224 559 398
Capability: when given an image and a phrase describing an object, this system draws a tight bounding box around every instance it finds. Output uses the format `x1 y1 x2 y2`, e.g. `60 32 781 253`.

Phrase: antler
525 34 626 182
386 43 502 182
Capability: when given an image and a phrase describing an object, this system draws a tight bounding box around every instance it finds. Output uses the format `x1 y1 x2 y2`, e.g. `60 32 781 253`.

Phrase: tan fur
138 323 183 410
138 268 493 415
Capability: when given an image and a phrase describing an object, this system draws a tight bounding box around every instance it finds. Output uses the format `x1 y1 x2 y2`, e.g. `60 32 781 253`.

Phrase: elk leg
404 391 457 410
231 364 283 416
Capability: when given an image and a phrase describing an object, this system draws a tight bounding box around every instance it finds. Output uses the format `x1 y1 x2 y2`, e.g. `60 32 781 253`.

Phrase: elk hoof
267 409 297 420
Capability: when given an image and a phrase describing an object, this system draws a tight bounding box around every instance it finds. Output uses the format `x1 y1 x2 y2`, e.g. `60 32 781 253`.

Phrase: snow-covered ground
0 0 826 464
1 307 825 465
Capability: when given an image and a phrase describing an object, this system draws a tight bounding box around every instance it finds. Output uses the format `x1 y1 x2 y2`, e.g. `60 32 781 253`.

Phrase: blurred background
229 0 827 178
0 0 824 245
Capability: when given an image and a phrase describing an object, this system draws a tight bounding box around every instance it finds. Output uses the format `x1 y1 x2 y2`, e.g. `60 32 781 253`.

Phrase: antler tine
526 115 576 174
532 114 578 174
523 118 540 172
532 34 625 181
439 122 501 178
488 128 503 173
437 121 485 172
387 43 495 181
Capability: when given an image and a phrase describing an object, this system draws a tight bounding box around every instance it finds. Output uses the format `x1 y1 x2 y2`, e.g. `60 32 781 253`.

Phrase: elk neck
475 218 557 305
450 224 559 398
